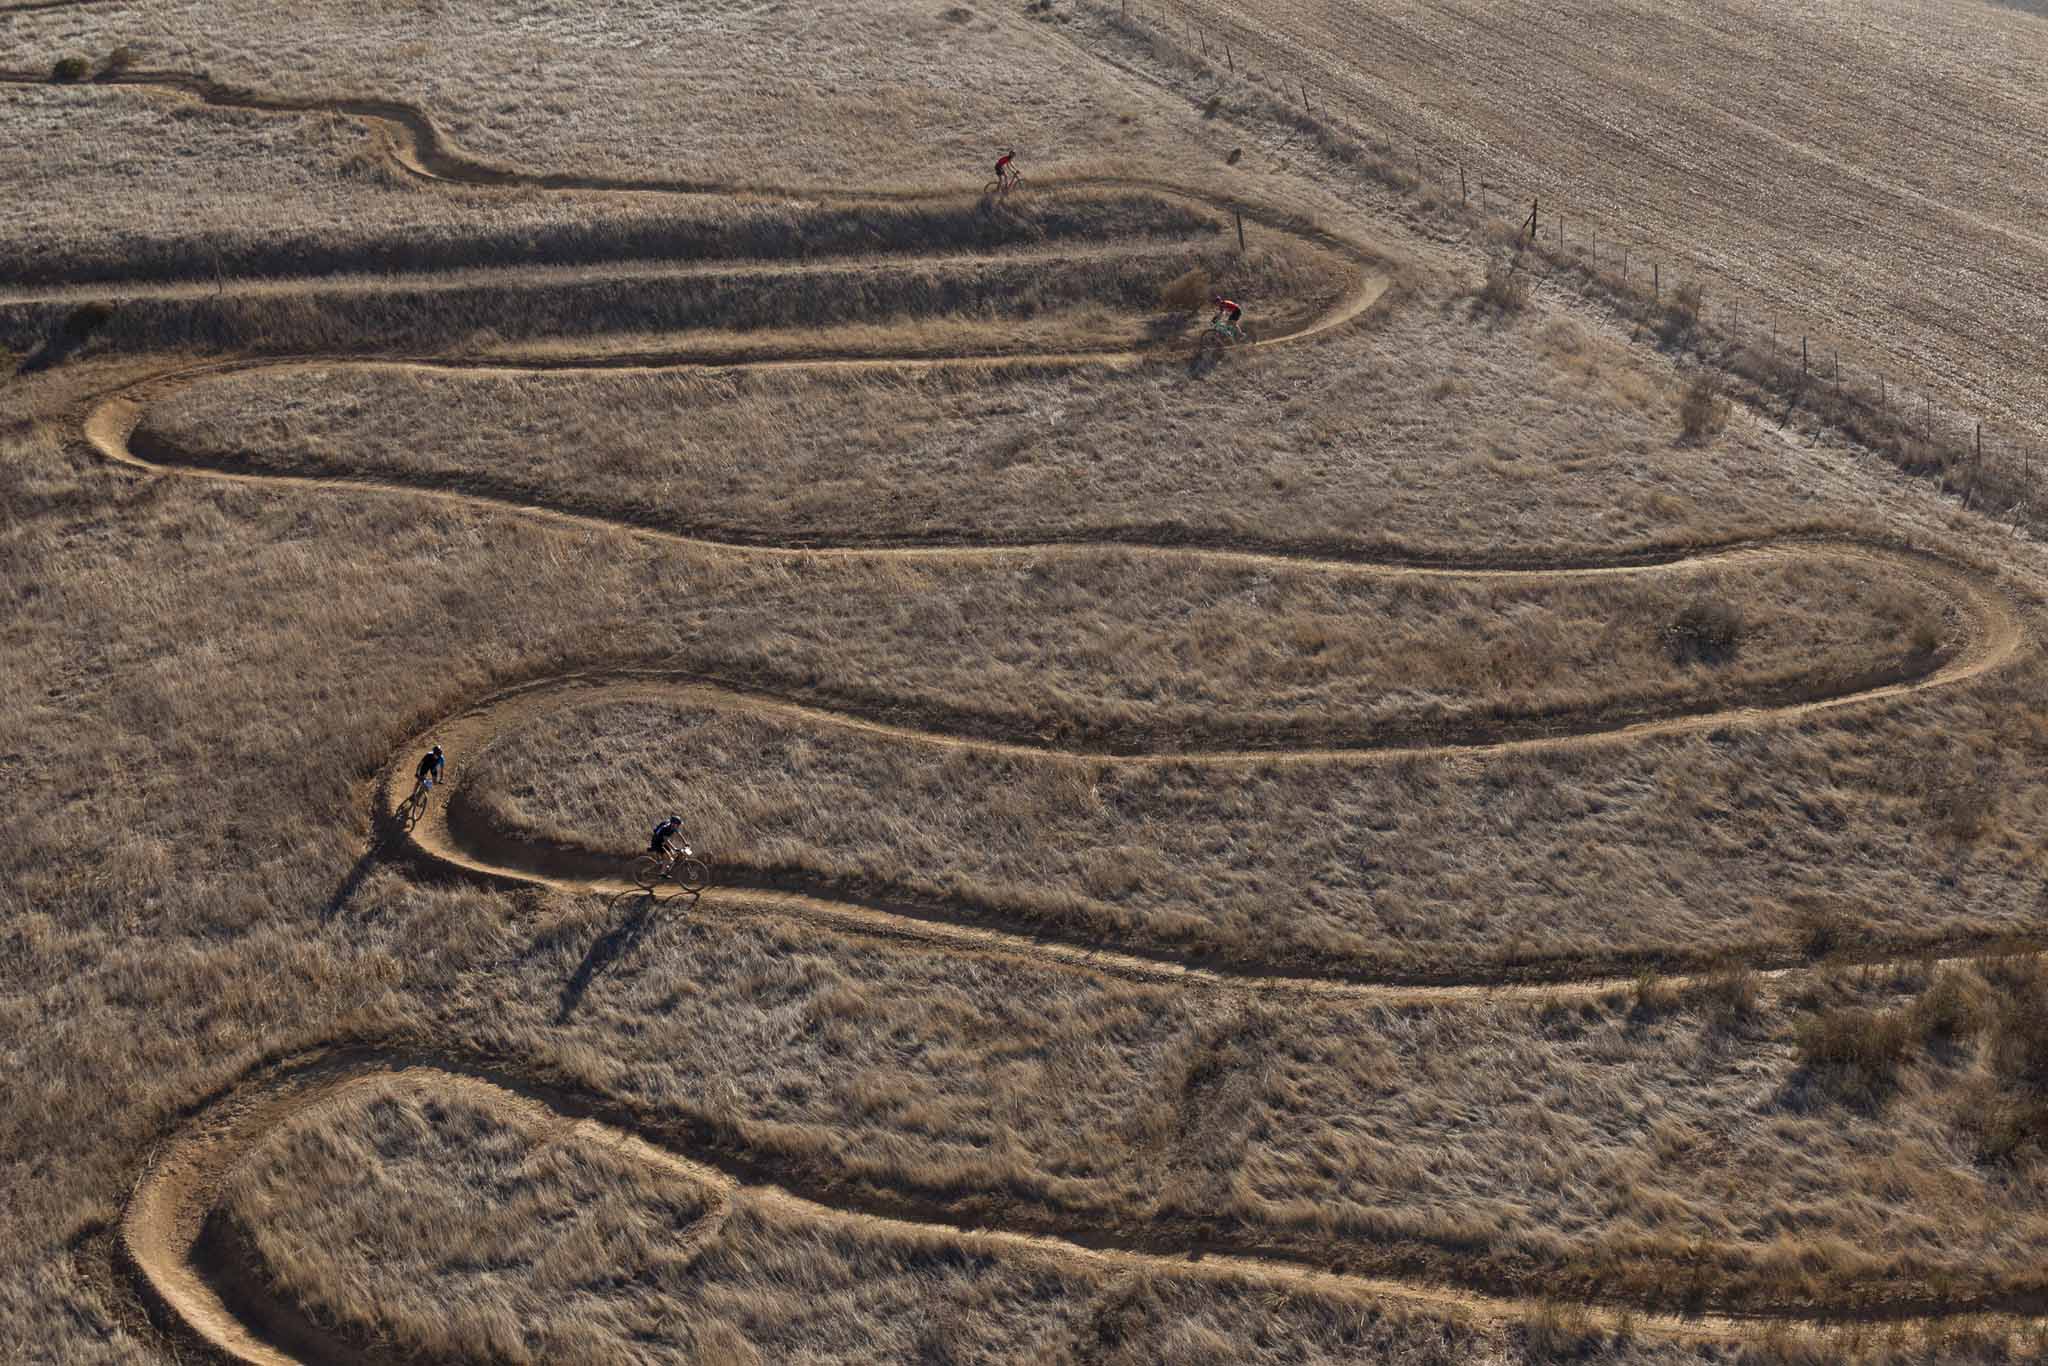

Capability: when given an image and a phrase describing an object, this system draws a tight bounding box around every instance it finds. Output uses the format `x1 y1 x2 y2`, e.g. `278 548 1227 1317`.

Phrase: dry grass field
8 1 2048 1363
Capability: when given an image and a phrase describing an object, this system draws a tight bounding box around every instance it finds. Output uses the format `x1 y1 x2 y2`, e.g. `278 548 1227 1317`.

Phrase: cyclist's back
650 814 683 856
1209 295 1244 339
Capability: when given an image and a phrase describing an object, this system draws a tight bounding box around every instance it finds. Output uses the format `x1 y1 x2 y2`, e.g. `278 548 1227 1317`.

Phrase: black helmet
430 745 442 754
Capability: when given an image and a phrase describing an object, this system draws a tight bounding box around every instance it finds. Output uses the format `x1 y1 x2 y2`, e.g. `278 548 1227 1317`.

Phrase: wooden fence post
1225 42 1233 72
1977 422 1984 463
1802 336 1808 377
1653 261 1659 299
1621 245 1628 281
1880 375 1886 408
1459 163 1467 205
1235 211 1244 250
1834 349 1840 393
1526 198 1539 241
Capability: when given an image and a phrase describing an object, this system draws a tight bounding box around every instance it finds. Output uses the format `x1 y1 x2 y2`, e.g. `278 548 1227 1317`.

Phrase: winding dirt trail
20 69 2042 1361
133 1054 1849 1366
353 542 2021 1004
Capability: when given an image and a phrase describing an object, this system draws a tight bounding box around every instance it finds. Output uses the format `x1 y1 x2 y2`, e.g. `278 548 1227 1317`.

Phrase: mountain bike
632 845 710 897
396 777 435 832
1197 317 1251 355
983 171 1026 199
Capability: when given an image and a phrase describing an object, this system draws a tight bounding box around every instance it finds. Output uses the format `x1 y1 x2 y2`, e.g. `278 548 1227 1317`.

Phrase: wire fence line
1085 0 2044 529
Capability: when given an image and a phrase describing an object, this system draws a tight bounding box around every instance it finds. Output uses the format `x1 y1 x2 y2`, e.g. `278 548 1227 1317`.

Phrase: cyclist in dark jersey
415 745 445 789
1210 295 1243 337
650 815 684 859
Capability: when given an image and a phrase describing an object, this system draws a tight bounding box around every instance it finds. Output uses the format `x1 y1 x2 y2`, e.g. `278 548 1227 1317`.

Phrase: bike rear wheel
631 855 664 890
673 858 710 894
982 177 1006 196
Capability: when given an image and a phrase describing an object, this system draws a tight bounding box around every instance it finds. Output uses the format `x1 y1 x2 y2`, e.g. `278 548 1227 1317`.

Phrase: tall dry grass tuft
1678 372 1730 441
1474 256 1531 314
1661 598 1743 667
1159 265 1212 313
1795 1005 1913 1104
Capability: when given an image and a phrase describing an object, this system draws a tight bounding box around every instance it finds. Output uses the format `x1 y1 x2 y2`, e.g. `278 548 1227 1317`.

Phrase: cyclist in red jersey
994 148 1017 187
1210 294 1244 338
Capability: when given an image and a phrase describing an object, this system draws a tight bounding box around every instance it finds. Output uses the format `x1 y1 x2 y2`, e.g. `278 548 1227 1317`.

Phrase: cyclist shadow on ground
319 846 383 925
556 887 693 1024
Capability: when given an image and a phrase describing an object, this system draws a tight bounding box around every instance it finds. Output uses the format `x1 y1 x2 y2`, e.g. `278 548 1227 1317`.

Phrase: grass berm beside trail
203 960 2048 1362
211 1083 1616 1366
142 276 1873 559
0 192 1346 361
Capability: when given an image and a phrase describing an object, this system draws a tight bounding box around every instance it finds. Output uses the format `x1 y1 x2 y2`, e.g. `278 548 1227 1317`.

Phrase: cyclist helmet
430 745 442 754
1212 294 1226 306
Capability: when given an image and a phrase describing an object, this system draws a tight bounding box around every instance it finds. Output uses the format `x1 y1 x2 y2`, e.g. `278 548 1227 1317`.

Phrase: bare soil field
1091 0 2048 446
8 1 2048 1363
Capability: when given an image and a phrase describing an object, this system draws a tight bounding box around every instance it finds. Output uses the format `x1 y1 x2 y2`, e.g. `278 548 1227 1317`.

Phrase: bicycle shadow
555 888 689 1024
319 846 383 925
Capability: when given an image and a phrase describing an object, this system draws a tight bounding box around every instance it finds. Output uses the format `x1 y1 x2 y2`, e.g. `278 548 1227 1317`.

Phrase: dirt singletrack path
131 1054 1832 1366
20 69 2040 1360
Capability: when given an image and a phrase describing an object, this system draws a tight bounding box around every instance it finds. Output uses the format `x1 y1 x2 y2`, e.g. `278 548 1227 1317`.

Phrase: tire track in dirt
28 67 2041 1360
138 1053 2032 1366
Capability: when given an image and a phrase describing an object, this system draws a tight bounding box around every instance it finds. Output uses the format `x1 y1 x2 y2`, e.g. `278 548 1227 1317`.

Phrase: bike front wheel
672 858 710 894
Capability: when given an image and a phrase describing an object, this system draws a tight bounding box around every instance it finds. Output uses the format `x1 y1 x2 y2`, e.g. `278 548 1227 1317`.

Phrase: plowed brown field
1139 0 2048 443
